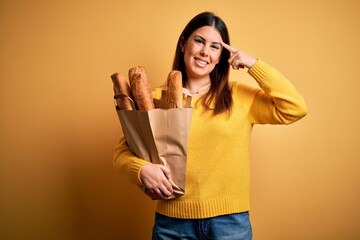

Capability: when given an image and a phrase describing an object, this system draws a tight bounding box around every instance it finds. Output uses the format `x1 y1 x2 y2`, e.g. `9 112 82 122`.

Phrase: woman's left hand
221 41 257 70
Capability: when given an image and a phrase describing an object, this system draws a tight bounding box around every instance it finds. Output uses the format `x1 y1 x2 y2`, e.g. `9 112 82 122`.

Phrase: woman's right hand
140 164 174 200
221 41 257 70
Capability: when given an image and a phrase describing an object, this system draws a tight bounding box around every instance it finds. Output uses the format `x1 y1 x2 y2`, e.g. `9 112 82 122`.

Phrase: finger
229 54 246 70
228 53 239 64
159 165 174 197
150 192 162 200
163 178 174 195
159 165 171 179
231 62 245 70
229 55 243 69
233 64 244 70
159 185 173 198
221 41 238 53
154 188 164 198
145 189 162 200
153 185 173 199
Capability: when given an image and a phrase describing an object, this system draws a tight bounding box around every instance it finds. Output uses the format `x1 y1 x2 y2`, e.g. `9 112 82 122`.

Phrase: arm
247 60 308 124
221 42 307 124
113 132 174 199
113 137 150 185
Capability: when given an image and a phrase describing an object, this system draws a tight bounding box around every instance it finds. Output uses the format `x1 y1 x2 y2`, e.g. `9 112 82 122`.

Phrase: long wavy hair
172 12 232 115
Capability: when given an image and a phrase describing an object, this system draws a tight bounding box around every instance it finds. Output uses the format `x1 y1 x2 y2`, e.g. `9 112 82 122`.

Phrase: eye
211 44 220 50
194 37 204 45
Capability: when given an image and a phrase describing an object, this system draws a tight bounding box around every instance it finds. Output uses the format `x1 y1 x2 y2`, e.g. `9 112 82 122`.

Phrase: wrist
245 57 257 69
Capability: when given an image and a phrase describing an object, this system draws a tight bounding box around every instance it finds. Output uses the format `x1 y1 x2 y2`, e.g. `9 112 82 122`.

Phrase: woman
113 12 307 239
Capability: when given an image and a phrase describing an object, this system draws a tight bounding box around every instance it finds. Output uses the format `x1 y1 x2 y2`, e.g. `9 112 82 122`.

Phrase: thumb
159 165 171 179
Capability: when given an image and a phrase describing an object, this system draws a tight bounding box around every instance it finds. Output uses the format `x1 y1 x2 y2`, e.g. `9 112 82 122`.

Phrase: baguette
128 66 155 111
166 70 183 109
111 72 133 110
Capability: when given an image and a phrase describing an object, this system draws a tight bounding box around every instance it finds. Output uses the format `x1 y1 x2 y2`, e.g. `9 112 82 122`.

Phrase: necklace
188 82 211 95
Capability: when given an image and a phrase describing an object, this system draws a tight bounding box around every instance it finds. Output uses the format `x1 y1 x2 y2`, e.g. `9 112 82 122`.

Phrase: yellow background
1 0 359 239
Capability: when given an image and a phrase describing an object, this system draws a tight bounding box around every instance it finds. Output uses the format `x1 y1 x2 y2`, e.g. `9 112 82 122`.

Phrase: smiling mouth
195 57 208 67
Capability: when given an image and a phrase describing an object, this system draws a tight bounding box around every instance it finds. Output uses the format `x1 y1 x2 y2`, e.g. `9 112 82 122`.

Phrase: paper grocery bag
115 92 192 199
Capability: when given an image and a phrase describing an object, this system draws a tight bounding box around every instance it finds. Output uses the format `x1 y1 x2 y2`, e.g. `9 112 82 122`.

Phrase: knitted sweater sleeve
248 60 308 124
113 137 150 186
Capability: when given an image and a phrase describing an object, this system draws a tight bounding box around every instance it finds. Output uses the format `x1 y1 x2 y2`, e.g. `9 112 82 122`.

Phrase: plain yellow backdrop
1 0 359 239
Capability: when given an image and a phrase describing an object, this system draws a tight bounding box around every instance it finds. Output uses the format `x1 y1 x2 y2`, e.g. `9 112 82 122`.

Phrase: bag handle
114 93 136 110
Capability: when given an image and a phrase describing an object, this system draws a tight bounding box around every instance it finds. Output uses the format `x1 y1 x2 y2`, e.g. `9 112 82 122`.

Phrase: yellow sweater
113 60 307 219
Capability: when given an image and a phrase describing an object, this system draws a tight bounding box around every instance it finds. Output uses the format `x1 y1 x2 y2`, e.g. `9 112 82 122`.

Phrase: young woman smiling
113 12 307 239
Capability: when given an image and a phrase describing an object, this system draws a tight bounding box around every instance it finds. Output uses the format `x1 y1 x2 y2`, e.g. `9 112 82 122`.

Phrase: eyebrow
194 35 222 45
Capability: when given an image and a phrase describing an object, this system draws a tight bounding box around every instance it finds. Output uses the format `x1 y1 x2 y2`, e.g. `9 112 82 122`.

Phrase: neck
186 77 211 95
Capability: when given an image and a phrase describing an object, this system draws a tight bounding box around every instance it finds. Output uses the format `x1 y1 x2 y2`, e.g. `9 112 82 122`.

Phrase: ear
180 37 186 52
180 43 185 52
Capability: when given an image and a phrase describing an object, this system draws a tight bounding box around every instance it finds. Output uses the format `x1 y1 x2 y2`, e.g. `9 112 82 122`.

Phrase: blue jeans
152 212 252 240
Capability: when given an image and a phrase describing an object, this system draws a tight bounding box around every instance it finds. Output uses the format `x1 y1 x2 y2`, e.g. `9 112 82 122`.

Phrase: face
182 26 223 81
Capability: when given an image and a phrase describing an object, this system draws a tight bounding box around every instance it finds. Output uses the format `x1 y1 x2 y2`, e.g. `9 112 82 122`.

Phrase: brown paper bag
115 90 192 199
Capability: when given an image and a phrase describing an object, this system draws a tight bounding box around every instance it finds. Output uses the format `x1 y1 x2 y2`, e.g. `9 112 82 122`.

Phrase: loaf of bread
128 66 155 111
111 72 133 110
166 70 183 109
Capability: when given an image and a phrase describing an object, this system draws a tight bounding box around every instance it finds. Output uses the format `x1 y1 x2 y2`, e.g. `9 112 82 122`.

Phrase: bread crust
128 66 155 111
111 72 133 110
166 70 183 109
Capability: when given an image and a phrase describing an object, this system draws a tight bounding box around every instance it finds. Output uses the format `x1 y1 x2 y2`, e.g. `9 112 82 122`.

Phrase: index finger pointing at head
221 41 238 53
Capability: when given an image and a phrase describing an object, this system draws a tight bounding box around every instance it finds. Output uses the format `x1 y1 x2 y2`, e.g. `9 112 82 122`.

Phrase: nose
200 45 209 56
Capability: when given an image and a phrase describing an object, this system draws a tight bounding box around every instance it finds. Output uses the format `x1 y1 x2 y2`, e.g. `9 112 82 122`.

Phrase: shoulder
229 81 259 99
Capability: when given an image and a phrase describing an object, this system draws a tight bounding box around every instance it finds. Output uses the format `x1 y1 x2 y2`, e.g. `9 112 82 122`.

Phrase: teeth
196 58 207 66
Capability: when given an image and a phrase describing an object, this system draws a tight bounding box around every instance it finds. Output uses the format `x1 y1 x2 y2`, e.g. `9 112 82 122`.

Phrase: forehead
190 26 222 42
